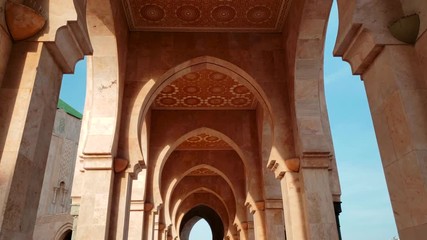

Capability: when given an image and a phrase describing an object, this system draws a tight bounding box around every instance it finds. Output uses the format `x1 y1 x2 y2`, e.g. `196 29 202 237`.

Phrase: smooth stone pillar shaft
109 172 133 240
280 172 307 240
363 45 427 239
0 42 62 239
301 168 338 240
73 169 114 239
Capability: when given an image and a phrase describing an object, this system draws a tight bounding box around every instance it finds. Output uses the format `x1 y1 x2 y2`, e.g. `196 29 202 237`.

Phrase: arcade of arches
0 0 427 240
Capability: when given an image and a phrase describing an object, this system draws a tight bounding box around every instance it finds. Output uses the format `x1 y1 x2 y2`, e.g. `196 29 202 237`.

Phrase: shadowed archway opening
180 205 223 240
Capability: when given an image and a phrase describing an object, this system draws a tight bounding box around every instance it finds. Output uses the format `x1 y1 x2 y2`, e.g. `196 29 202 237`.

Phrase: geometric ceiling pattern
122 0 291 31
187 167 218 176
177 133 232 150
153 69 257 110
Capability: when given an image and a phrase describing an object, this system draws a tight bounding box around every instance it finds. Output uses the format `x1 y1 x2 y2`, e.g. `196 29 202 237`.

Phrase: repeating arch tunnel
2 0 427 239
135 56 278 239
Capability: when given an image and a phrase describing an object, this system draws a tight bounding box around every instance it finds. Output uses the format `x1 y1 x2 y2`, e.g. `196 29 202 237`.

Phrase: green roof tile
57 99 82 119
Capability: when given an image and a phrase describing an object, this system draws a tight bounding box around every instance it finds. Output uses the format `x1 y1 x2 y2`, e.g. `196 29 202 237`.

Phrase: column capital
144 202 154 212
245 200 265 214
267 157 300 179
241 221 254 230
114 158 129 173
155 222 166 231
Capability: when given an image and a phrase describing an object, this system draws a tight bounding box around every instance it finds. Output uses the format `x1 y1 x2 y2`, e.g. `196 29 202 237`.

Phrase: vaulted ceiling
122 0 291 32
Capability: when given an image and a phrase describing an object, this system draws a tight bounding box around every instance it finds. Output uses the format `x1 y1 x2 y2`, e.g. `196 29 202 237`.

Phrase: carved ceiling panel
153 69 257 110
122 0 291 32
177 133 232 150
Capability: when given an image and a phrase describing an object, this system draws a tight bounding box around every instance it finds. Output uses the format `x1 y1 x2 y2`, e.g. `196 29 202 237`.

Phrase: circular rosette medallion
187 135 203 143
209 71 227 81
229 96 251 107
156 96 179 107
160 84 178 95
176 5 201 22
140 4 165 22
183 86 201 94
204 135 220 142
208 85 226 95
182 96 203 107
206 96 227 107
247 6 272 24
230 84 251 95
183 72 201 81
211 6 236 23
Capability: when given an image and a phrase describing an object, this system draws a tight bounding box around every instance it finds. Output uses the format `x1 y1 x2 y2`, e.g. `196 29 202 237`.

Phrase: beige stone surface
0 42 63 239
32 109 81 239
15 0 427 239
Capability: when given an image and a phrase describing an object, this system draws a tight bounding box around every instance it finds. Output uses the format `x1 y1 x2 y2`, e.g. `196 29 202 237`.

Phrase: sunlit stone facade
0 1 426 239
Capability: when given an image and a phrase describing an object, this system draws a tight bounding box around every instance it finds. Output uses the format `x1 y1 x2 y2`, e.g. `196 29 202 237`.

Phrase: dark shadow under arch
59 229 72 240
180 205 223 240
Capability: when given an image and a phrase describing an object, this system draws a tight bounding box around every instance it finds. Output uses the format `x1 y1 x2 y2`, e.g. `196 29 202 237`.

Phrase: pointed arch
153 127 249 206
127 56 275 167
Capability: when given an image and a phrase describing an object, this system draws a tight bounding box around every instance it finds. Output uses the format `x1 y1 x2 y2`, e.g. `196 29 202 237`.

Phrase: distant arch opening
180 205 223 240
189 219 212 240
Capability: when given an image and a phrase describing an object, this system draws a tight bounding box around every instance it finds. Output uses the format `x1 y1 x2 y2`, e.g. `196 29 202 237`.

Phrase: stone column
109 170 133 240
143 203 156 240
268 159 306 240
128 200 145 240
156 223 165 240
300 153 338 240
269 154 338 240
152 215 160 240
0 42 63 239
73 155 114 239
362 45 427 239
246 202 266 240
264 200 286 239
240 221 254 240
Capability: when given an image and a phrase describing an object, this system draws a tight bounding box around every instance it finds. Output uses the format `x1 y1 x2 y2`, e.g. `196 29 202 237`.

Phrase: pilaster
263 199 286 240
128 200 145 240
268 159 306 240
109 168 133 240
245 201 266 240
73 154 114 239
240 221 254 240
300 153 338 240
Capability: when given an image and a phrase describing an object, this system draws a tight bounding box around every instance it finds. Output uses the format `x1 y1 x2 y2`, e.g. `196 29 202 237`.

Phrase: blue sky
60 1 398 239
